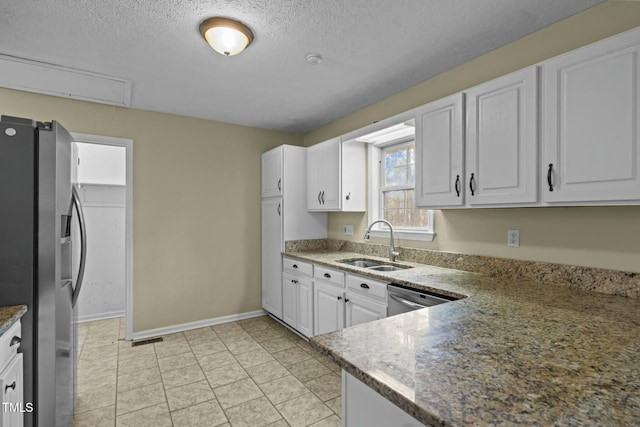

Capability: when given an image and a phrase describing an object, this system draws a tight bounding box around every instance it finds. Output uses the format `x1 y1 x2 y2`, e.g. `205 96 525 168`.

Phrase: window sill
367 229 436 242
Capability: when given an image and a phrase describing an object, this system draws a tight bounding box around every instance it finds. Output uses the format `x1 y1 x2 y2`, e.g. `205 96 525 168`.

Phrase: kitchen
1 0 640 426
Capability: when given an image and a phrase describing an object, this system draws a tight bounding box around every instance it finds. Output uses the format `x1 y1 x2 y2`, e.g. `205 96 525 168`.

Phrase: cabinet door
307 144 323 210
296 276 314 337
341 141 366 212
314 282 344 336
282 272 297 328
542 34 640 203
415 93 465 207
343 371 424 427
262 147 283 198
261 198 283 319
345 293 387 328
0 354 24 427
320 138 342 210
466 67 538 205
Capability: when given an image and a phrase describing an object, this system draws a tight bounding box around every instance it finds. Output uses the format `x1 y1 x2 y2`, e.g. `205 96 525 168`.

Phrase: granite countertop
285 250 640 426
0 305 27 336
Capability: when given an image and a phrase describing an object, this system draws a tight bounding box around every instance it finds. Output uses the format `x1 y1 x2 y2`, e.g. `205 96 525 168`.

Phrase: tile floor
73 315 342 427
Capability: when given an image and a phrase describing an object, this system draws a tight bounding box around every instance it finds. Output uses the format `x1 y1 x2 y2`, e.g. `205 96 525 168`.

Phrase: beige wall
0 88 302 333
306 1 640 274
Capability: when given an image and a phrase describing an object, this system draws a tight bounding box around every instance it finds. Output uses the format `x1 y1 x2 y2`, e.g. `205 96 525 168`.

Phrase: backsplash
285 239 640 298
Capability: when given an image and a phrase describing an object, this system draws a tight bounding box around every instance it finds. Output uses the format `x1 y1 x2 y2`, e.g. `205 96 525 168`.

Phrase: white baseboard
78 310 125 323
129 309 268 341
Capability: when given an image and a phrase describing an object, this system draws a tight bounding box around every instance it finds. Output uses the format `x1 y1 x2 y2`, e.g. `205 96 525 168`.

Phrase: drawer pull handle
469 173 476 196
10 336 21 346
547 163 554 192
455 174 461 197
360 283 370 289
5 381 16 393
292 279 298 284
324 273 331 278
292 264 298 269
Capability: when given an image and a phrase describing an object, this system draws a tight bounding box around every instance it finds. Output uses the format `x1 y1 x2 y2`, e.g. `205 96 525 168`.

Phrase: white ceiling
0 0 604 134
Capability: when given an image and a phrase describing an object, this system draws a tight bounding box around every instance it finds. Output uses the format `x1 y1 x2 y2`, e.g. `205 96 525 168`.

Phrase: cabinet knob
345 298 350 303
292 279 298 284
337 296 342 301
292 264 298 269
10 336 21 347
345 192 351 201
5 381 16 393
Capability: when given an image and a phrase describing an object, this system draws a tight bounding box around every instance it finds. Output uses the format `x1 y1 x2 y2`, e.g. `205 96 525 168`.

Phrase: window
381 142 431 228
367 128 435 242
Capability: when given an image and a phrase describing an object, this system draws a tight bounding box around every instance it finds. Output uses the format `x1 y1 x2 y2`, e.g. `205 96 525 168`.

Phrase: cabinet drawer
0 321 21 371
283 257 313 276
346 274 388 300
314 266 345 288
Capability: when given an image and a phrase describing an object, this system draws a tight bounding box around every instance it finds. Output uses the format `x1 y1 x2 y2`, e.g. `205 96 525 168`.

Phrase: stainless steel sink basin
367 265 405 272
337 258 412 271
338 259 382 268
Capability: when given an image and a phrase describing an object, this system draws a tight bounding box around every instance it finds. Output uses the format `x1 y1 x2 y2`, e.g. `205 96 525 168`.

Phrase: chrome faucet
364 219 400 262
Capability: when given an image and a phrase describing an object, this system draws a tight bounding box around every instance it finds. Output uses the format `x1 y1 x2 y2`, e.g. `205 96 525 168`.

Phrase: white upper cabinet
542 29 640 204
415 93 465 207
307 138 366 211
261 146 283 198
466 66 538 206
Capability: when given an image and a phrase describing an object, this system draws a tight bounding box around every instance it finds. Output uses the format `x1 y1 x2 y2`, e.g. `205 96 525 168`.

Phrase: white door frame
71 132 134 340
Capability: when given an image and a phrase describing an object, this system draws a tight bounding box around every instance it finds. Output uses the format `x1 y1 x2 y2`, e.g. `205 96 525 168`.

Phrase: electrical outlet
344 224 353 236
507 229 520 247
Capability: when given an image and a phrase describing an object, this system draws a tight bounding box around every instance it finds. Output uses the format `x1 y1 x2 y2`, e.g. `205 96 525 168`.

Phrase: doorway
71 133 133 340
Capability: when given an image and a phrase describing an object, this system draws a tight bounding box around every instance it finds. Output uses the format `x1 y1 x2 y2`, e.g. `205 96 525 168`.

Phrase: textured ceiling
0 0 604 134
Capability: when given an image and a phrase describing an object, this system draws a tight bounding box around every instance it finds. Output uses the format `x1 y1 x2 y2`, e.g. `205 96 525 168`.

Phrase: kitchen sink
337 258 412 272
367 265 405 272
339 259 382 268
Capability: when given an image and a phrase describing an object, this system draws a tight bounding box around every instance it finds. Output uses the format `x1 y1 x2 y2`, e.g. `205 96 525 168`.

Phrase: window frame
368 141 435 242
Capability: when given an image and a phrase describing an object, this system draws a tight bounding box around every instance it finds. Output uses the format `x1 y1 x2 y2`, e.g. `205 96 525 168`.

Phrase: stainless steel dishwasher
387 284 456 316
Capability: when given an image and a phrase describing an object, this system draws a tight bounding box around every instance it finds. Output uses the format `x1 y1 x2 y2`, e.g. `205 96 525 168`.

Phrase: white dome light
200 17 254 57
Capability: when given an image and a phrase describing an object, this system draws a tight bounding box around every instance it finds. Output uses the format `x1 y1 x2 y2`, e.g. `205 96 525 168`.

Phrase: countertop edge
309 336 445 427
0 305 28 336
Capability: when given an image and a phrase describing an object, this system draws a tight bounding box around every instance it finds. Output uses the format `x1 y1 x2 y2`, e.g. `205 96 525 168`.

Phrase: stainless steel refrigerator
0 116 86 427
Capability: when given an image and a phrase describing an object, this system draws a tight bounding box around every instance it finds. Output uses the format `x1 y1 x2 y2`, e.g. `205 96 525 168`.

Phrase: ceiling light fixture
199 17 254 57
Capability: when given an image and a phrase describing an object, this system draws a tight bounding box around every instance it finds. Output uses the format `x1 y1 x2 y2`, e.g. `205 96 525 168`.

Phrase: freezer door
37 121 75 427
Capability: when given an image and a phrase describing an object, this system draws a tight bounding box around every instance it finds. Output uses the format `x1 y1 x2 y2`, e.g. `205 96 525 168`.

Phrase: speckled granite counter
286 250 640 426
0 305 27 336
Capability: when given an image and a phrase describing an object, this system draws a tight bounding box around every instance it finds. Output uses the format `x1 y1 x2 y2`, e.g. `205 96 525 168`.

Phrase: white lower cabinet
1 321 23 427
345 293 387 328
282 258 314 338
313 268 389 335
314 281 345 336
345 274 388 328
343 371 425 427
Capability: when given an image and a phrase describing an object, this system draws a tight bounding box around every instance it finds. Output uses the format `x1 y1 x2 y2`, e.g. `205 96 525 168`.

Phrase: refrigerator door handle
71 184 87 307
